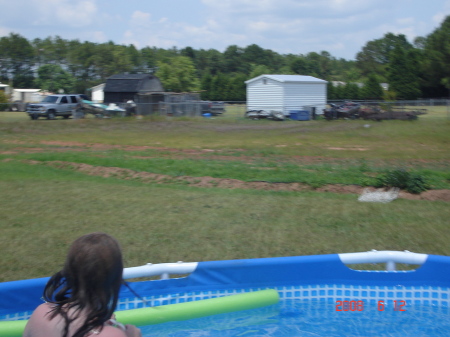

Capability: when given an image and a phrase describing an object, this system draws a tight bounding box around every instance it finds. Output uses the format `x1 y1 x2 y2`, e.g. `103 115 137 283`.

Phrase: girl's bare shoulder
23 303 57 337
34 302 54 315
97 325 128 337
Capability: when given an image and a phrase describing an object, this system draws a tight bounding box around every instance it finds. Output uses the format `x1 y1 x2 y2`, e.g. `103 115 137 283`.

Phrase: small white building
90 83 105 103
245 74 327 116
0 83 12 96
12 89 41 102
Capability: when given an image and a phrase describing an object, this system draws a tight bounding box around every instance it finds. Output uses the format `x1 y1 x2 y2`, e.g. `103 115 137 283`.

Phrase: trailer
323 102 427 121
359 105 427 121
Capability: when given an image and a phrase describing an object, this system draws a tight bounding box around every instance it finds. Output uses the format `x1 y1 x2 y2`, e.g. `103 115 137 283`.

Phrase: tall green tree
330 58 360 82
228 73 247 101
195 48 224 76
317 51 333 79
242 44 284 72
362 74 383 99
126 44 143 72
387 46 421 99
0 33 35 87
290 57 311 75
209 73 230 101
35 64 75 93
91 43 134 81
356 33 413 80
327 82 335 100
66 40 97 82
334 84 345 99
343 82 361 100
140 47 158 72
200 73 213 100
32 36 68 66
248 64 272 79
422 15 450 97
156 56 200 92
223 45 246 74
180 46 196 60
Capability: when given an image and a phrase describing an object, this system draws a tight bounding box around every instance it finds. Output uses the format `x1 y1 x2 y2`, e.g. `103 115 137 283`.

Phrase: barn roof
245 74 327 84
104 74 164 93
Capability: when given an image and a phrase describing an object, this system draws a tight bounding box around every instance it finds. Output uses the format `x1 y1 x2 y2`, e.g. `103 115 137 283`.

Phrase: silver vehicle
26 94 87 120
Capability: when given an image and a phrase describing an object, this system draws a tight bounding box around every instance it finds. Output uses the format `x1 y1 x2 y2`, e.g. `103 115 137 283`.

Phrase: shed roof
104 74 164 93
13 89 41 92
90 83 105 91
246 74 327 84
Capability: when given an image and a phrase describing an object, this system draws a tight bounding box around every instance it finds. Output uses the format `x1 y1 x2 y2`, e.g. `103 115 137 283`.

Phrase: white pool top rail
122 250 428 280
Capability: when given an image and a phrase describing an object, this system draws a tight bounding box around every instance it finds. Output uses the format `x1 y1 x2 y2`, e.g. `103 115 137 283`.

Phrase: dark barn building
103 73 203 116
103 74 164 104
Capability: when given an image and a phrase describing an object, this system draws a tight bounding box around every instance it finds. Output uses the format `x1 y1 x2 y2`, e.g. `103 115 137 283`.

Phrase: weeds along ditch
0 112 449 281
2 149 450 191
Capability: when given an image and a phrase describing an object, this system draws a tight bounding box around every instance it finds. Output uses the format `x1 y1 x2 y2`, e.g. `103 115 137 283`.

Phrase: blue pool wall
1 253 450 318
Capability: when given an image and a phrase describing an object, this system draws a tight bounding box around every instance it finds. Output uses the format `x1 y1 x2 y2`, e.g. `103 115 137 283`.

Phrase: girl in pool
23 232 141 337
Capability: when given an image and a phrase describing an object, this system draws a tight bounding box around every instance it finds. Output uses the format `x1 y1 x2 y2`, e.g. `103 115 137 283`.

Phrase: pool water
139 299 450 336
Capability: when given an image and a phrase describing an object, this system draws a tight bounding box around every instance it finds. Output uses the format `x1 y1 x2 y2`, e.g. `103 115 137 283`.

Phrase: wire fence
130 99 449 120
1 99 449 120
327 98 450 108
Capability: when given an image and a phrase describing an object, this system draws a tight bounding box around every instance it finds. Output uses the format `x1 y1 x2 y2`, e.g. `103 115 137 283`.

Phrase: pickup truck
26 94 89 120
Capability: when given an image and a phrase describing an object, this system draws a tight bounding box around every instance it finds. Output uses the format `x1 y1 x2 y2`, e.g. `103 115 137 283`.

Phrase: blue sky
0 0 448 60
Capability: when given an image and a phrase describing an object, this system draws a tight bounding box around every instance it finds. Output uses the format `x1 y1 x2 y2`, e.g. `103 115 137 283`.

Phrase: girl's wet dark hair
43 232 124 337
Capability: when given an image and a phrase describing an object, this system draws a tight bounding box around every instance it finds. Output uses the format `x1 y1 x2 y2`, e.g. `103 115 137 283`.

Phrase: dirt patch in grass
327 147 369 151
20 159 450 202
3 140 449 169
400 189 450 201
0 141 336 165
2 140 449 201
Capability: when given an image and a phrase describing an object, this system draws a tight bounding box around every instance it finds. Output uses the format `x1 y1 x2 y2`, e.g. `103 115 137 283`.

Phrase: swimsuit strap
87 319 125 336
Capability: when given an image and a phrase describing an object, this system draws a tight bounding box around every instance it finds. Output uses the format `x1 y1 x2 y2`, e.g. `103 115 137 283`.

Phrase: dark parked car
201 101 225 116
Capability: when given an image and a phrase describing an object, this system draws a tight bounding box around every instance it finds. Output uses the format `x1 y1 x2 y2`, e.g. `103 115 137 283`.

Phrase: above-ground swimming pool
1 250 449 336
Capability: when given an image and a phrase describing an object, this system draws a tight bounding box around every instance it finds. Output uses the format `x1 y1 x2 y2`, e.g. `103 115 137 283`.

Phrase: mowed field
0 106 449 282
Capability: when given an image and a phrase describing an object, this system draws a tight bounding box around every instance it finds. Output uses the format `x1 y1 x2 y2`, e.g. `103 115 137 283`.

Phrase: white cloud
206 19 219 30
202 0 379 18
56 1 97 27
397 17 415 26
26 0 98 27
90 31 107 42
200 0 384 39
247 21 273 33
196 0 450 58
0 0 448 60
122 9 223 50
328 0 379 12
432 13 446 25
130 11 152 28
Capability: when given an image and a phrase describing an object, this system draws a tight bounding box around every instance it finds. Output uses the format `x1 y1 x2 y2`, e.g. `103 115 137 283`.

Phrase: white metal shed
90 83 105 103
245 74 327 117
12 89 41 102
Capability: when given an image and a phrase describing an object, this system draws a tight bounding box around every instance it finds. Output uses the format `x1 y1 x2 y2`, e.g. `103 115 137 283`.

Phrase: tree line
0 15 449 101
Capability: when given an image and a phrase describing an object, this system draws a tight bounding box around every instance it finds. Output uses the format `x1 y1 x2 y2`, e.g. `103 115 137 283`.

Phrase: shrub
0 91 8 111
375 168 429 194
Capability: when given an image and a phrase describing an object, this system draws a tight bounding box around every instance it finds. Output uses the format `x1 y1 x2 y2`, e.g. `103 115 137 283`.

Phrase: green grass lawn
0 109 449 282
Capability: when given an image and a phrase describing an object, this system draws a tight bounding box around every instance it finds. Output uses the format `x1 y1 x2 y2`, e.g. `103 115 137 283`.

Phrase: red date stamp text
335 300 406 312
